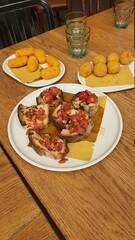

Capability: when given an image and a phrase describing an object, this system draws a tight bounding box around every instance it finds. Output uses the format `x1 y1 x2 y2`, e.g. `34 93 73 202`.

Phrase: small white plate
8 84 123 172
77 61 134 93
2 54 65 88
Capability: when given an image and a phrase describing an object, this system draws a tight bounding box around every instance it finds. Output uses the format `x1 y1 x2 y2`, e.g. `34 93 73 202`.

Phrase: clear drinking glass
65 11 87 32
114 0 134 28
66 26 90 59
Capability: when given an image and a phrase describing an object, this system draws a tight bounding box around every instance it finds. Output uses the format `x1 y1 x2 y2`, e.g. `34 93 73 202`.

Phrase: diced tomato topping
79 90 97 104
55 142 63 152
56 109 67 121
59 157 68 164
69 110 89 134
25 108 46 121
41 87 60 105
39 135 63 152
43 92 53 103
50 87 59 96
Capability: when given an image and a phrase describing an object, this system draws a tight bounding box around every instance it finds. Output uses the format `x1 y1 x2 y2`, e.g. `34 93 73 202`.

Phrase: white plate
8 84 123 172
77 61 134 92
2 54 65 88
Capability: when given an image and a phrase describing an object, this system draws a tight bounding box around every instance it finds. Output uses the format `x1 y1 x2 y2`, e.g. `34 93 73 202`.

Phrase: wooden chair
0 0 55 49
66 0 115 15
48 0 67 25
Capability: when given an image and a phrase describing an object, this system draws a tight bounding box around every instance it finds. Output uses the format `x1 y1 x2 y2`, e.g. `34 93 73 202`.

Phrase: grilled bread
18 103 49 132
28 130 68 159
52 102 94 142
36 86 64 107
71 90 99 117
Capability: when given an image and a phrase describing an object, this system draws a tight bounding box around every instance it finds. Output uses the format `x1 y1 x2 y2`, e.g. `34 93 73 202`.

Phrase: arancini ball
92 55 106 66
107 52 119 62
93 63 107 77
119 51 133 65
79 62 92 77
107 61 120 74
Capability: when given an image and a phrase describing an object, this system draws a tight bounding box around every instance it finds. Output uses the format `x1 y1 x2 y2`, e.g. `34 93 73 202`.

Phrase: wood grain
0 147 58 240
0 8 134 240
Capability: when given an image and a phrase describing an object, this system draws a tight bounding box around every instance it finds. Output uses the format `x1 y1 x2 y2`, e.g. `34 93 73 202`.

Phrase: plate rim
2 54 66 88
7 83 123 172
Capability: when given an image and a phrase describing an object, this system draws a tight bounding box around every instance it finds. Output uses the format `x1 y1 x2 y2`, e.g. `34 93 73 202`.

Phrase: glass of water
65 26 90 59
65 11 87 31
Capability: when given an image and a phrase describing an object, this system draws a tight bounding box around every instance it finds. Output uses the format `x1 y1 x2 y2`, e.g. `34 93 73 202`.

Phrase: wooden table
0 8 134 240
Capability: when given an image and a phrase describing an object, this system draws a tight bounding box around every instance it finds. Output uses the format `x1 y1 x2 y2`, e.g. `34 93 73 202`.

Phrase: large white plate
2 54 65 88
77 61 134 92
8 84 123 172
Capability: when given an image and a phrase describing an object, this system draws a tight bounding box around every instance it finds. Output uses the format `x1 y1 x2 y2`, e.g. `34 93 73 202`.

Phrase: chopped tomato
88 94 97 103
79 90 97 104
55 142 63 152
50 87 59 96
59 157 68 164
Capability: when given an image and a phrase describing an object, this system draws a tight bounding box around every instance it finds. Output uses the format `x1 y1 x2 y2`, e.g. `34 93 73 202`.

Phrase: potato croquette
107 61 120 74
107 52 119 62
41 66 60 79
79 62 92 77
27 56 38 72
34 49 46 64
119 51 133 65
8 56 28 68
92 55 106 65
93 63 107 77
15 48 34 57
46 55 60 68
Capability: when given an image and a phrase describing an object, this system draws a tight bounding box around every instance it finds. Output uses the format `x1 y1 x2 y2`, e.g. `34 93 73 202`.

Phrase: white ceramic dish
2 54 65 88
8 84 123 172
77 61 134 92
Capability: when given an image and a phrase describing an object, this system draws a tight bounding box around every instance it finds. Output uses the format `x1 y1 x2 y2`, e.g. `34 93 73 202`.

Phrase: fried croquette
119 51 133 65
46 55 60 68
15 48 34 57
8 56 28 68
107 52 119 62
92 55 106 66
93 63 107 77
107 61 120 74
34 49 46 64
41 66 60 79
79 62 92 77
27 56 38 72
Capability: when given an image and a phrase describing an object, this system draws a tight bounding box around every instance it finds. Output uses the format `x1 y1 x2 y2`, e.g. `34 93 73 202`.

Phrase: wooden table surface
0 8 134 240
0 146 59 240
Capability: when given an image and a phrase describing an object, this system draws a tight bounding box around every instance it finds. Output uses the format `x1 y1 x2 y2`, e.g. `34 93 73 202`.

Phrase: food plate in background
77 61 134 92
8 84 123 172
2 54 65 88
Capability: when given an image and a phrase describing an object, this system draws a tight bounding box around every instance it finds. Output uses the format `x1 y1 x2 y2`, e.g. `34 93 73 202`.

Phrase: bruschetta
71 90 99 117
36 86 64 107
28 130 68 159
52 102 94 142
18 103 49 132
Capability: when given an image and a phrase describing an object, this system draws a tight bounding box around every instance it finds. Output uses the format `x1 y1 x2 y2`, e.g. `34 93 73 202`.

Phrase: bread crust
28 130 69 159
18 103 49 132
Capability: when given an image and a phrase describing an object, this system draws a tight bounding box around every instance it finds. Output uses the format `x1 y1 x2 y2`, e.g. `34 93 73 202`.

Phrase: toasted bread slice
28 130 68 159
71 90 99 117
36 86 64 107
52 102 94 142
18 103 49 132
